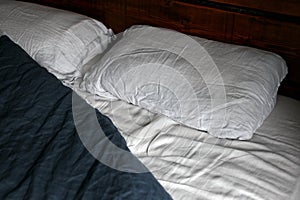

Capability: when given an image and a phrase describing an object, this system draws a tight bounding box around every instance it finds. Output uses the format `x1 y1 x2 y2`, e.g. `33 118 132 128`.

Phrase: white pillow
83 25 287 140
0 1 114 86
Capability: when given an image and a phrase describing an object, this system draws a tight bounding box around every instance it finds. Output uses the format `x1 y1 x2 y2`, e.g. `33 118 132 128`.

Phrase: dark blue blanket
0 35 171 200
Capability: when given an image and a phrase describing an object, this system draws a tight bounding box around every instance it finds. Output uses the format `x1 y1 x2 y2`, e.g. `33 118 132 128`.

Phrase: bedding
83 25 288 140
72 43 299 199
0 35 172 200
78 87 300 200
1 1 299 200
0 1 114 86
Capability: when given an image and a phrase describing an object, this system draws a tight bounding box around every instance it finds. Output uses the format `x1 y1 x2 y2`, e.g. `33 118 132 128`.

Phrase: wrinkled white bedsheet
75 77 300 200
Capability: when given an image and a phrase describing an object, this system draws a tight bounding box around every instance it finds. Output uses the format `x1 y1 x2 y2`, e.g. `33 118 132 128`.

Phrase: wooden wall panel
171 2 232 41
101 0 234 42
208 0 300 17
25 0 104 19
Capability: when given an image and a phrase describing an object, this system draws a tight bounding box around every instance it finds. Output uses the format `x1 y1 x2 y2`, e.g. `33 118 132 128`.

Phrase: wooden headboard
22 0 300 100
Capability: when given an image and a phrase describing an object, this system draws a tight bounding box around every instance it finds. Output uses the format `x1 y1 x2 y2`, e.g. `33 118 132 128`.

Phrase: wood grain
206 0 300 18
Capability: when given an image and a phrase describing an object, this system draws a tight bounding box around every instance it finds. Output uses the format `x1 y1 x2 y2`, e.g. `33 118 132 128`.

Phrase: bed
0 0 299 200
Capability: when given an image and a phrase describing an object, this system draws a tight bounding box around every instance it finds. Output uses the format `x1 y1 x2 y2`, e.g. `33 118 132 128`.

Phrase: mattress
75 78 300 200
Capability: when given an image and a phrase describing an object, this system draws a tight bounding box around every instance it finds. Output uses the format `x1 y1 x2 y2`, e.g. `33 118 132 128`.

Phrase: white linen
83 25 287 140
74 72 300 199
82 90 300 200
0 1 113 86
292 177 300 200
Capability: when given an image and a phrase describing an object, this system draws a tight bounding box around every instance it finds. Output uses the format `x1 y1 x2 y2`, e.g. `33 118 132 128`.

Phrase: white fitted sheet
75 75 300 200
